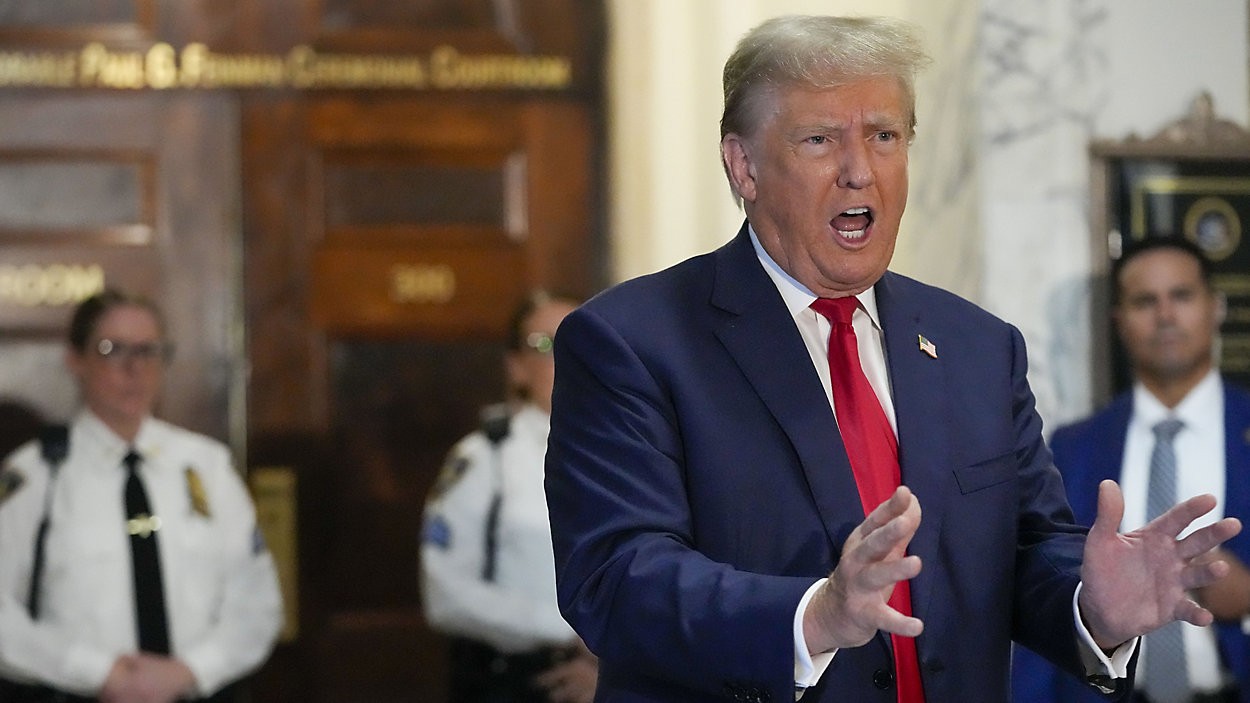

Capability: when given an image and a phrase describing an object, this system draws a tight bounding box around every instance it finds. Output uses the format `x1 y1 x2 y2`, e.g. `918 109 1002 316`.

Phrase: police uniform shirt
421 403 576 654
0 410 283 697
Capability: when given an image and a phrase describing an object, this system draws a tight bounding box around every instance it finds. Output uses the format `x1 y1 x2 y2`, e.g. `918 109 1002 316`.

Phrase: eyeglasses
524 332 554 354
94 338 175 365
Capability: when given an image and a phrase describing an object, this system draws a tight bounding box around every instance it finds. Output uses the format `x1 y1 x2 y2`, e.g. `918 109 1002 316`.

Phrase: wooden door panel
0 93 239 443
1 2 604 699
246 92 598 700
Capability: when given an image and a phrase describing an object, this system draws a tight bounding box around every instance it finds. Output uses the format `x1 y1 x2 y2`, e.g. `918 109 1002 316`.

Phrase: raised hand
803 485 923 655
1078 479 1242 649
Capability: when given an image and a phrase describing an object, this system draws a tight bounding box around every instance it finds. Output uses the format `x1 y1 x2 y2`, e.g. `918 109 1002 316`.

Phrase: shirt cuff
1072 582 1138 687
794 578 836 698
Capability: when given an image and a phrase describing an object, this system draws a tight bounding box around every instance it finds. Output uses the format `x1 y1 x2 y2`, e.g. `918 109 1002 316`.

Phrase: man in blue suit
1013 237 1250 703
545 16 1242 703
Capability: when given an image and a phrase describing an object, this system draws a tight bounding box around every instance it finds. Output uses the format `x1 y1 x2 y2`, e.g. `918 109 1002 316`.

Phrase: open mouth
832 206 873 240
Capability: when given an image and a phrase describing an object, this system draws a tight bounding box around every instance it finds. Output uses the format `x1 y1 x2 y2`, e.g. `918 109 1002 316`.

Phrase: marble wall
976 0 1248 429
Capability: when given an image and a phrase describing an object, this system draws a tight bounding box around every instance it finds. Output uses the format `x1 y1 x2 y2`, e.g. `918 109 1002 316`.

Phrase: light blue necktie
1144 417 1188 703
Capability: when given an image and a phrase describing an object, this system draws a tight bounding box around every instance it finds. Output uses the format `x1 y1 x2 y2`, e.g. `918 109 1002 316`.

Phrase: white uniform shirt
0 411 283 697
420 403 575 654
1120 371 1227 692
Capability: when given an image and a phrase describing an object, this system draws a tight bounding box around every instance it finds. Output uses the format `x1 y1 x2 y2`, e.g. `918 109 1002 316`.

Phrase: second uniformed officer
421 291 598 703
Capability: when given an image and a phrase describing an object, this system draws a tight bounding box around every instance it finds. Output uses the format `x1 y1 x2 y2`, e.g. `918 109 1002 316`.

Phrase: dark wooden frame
1089 92 1250 404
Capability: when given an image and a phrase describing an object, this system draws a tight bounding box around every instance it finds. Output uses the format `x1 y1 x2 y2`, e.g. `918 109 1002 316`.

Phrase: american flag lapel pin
917 334 938 359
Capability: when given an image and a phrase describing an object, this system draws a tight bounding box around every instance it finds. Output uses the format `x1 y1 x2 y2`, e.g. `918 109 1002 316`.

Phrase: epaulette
428 454 469 501
0 467 25 507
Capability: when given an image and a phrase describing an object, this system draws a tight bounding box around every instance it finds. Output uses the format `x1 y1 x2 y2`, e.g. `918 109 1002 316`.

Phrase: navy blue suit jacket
1012 382 1250 703
546 225 1116 702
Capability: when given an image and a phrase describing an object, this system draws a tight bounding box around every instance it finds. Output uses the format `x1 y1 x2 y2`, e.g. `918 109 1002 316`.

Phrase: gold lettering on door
389 263 455 304
0 263 106 306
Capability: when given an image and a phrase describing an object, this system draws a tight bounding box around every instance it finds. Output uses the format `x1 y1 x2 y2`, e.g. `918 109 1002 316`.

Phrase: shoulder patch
252 526 269 555
428 454 470 501
0 468 25 507
423 514 452 549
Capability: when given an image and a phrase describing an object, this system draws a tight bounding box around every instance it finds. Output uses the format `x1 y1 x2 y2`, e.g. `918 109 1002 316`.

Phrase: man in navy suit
1013 237 1250 703
544 16 1242 702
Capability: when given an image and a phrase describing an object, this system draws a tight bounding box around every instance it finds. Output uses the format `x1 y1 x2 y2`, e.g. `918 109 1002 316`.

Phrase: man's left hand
1078 479 1242 650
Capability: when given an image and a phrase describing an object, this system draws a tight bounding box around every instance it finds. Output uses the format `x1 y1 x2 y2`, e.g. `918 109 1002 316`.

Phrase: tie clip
127 514 162 538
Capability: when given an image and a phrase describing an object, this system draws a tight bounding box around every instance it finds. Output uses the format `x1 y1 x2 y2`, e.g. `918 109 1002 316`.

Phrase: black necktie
124 449 170 655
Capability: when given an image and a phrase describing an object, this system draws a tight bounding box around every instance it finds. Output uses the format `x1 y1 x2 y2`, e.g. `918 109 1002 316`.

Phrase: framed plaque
1089 93 1250 404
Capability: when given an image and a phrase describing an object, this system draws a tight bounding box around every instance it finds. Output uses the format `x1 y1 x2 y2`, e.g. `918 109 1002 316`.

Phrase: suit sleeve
1004 327 1128 700
545 306 815 699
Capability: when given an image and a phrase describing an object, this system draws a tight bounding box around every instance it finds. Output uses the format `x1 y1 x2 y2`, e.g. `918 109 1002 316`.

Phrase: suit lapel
710 226 867 548
1095 397 1131 483
873 272 949 627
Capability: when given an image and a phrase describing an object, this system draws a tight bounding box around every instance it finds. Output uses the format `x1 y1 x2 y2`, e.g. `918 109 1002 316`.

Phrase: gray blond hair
720 15 930 141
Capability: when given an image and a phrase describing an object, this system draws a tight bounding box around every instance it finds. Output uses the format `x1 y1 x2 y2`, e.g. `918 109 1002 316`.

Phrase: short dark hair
68 288 165 352
1112 236 1213 306
506 289 581 352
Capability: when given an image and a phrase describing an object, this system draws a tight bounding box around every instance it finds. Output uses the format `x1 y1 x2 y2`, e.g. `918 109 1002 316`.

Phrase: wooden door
244 93 600 702
0 1 605 699
0 92 241 452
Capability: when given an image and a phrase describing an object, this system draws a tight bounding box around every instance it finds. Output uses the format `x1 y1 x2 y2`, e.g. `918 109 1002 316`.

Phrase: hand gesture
803 485 923 654
1078 480 1242 649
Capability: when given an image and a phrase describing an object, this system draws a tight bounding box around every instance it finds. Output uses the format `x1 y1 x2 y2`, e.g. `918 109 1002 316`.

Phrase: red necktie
810 297 923 703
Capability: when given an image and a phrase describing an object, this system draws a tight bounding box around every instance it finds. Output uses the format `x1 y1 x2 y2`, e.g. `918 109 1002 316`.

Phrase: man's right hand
802 485 924 655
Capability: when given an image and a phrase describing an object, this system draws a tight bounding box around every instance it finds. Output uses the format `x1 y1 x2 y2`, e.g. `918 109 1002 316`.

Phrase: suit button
872 669 895 690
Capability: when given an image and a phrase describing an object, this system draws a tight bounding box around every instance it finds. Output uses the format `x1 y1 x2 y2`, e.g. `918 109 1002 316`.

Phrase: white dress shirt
0 410 283 697
1121 371 1227 692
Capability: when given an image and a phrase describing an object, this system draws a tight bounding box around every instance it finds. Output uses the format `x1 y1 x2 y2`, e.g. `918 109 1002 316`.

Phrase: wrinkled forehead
746 75 913 128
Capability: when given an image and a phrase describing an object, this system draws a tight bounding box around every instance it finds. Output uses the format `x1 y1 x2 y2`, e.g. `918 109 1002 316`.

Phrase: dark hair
1112 236 1213 306
505 289 580 352
68 288 165 352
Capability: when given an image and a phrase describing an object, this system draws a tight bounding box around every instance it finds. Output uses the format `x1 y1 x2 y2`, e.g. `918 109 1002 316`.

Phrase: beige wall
604 0 976 294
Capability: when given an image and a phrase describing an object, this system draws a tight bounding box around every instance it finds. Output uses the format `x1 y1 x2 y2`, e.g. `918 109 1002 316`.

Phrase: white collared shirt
1121 370 1227 692
750 226 897 433
0 410 283 696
